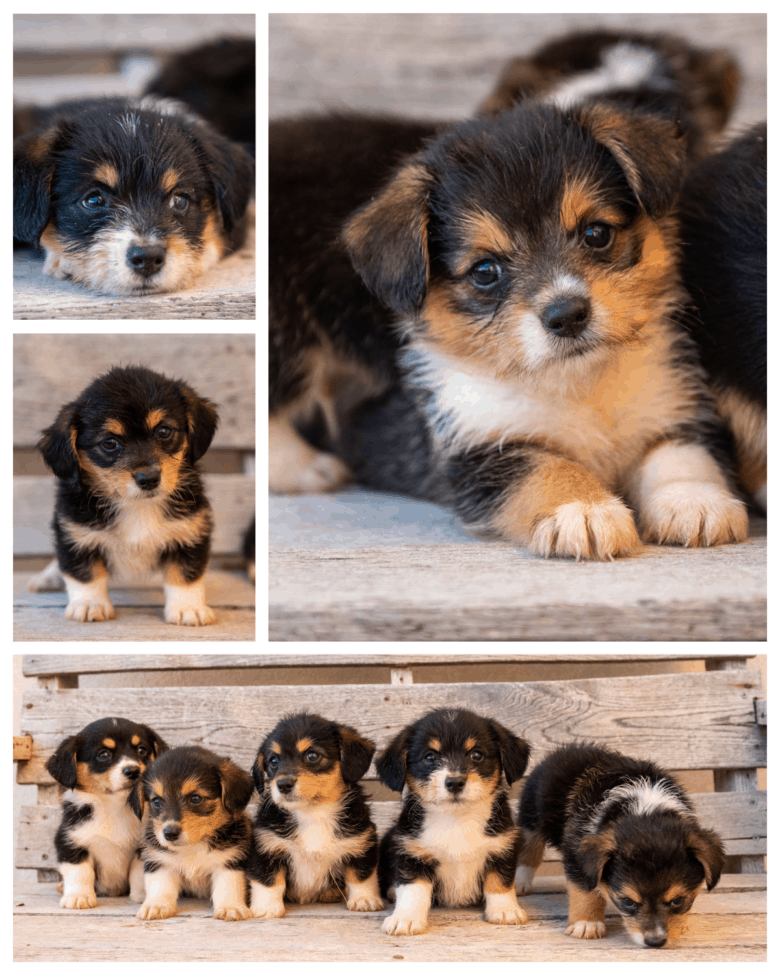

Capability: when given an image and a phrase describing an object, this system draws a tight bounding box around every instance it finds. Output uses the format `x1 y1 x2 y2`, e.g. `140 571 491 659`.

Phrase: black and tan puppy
131 746 254 921
46 716 167 909
28 365 218 626
517 743 725 948
377 708 529 935
13 96 254 295
247 712 383 918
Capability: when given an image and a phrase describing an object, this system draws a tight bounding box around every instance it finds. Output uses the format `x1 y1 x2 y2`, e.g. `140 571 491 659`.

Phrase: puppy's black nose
163 824 181 841
445 775 466 794
122 765 140 780
127 243 167 278
133 468 161 491
276 776 297 794
542 296 590 338
644 934 667 948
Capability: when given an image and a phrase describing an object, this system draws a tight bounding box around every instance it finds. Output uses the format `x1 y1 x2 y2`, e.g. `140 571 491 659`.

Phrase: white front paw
136 901 177 920
164 603 217 626
566 919 606 939
382 910 429 936
60 890 97 910
640 482 748 547
65 599 115 622
214 903 252 921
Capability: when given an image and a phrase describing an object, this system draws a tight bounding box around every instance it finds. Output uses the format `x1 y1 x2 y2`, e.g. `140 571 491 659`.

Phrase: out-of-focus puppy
131 746 254 921
247 712 383 917
46 716 168 909
517 743 725 948
377 708 530 935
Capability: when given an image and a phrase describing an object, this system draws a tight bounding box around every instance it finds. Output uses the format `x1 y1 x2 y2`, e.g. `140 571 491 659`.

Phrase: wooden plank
12 881 766 962
16 670 765 784
16 790 765 873
21 654 754 678
270 538 767 642
14 737 33 760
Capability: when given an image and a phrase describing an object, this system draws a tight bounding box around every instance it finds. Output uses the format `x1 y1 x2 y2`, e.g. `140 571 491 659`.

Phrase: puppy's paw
530 498 640 561
250 902 286 919
136 901 176 921
347 893 385 912
164 603 217 626
269 416 351 494
65 599 115 622
640 482 748 547
214 904 252 921
515 865 536 896
566 920 606 939
485 902 527 925
382 911 429 936
60 891 97 910
28 560 65 592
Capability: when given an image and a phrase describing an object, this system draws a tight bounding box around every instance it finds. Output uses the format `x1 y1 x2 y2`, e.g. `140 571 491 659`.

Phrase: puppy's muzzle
541 295 591 338
122 763 141 782
127 243 167 279
444 774 466 796
162 822 182 842
133 467 161 491
275 775 297 795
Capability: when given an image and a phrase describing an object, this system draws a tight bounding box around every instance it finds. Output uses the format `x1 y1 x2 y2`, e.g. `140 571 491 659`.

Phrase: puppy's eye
151 797 164 811
470 750 483 762
96 749 112 762
82 191 107 211
102 438 121 453
667 896 685 910
267 756 279 769
305 750 319 764
169 194 189 212
189 794 203 805
156 426 173 441
424 751 438 765
469 259 502 288
136 746 149 758
583 222 614 249
620 896 638 913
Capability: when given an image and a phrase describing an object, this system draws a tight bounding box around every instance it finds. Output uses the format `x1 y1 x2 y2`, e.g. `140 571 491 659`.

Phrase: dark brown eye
583 222 613 249
470 750 483 762
305 750 319 764
169 194 189 212
102 438 120 452
156 426 173 440
469 259 502 288
96 749 112 762
82 191 107 211
189 794 203 805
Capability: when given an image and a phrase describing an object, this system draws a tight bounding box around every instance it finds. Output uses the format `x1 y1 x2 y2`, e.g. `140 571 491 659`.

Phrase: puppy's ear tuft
338 725 376 783
489 720 530 786
342 160 431 316
38 405 81 483
219 758 254 813
376 727 412 793
45 734 82 789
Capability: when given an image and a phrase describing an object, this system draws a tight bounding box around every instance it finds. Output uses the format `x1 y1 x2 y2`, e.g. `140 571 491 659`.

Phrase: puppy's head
13 96 254 295
376 708 529 806
578 814 725 948
45 716 167 794
130 746 253 848
343 103 686 388
38 365 218 497
252 712 375 809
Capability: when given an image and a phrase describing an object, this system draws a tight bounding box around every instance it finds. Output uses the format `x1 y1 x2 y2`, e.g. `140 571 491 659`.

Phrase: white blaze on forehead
545 43 667 110
587 777 689 832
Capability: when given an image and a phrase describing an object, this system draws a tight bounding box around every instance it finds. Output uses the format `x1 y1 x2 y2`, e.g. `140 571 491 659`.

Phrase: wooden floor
14 877 766 961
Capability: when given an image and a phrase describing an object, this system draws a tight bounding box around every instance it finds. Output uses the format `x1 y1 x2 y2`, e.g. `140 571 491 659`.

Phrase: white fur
545 43 667 110
587 777 690 833
250 877 286 918
382 880 433 936
515 863 537 896
62 571 115 622
163 576 216 626
484 888 527 925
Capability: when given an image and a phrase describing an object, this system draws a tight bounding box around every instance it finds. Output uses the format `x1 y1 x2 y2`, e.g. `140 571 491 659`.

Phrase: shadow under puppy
377 707 529 935
46 716 168 909
28 365 218 626
517 743 725 948
247 712 383 917
13 96 254 295
131 746 254 921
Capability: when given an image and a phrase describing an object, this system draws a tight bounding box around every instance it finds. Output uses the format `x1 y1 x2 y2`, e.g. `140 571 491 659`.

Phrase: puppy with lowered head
247 712 383 917
377 707 530 935
131 745 254 921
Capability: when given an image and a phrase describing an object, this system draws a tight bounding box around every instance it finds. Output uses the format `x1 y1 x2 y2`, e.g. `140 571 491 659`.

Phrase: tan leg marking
515 828 546 894
62 565 115 622
565 880 607 939
345 866 384 912
483 872 527 925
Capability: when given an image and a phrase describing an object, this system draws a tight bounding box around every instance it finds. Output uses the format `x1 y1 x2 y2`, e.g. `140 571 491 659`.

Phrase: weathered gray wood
12 879 766 961
16 669 764 784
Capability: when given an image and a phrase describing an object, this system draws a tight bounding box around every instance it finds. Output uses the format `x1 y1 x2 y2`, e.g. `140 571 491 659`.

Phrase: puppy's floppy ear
376 727 413 793
45 734 82 789
219 758 254 813
140 726 169 759
687 824 726 891
129 778 145 820
198 127 254 237
342 159 431 316
488 720 530 786
578 829 617 890
338 725 376 783
38 404 81 483
251 749 265 795
579 103 687 216
179 384 219 462
13 125 60 244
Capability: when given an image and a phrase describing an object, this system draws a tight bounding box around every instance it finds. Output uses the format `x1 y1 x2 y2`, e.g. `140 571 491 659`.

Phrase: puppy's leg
136 867 180 920
269 414 351 494
59 859 97 909
249 871 287 919
163 565 216 626
62 564 115 622
630 440 748 547
381 880 433 936
464 447 640 560
128 855 146 903
345 865 384 912
211 868 252 921
484 871 527 925
28 558 64 592
515 828 546 895
565 880 606 939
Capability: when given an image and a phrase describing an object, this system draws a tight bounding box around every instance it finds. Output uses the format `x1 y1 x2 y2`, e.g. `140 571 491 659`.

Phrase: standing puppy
377 708 529 935
46 716 167 909
248 712 383 917
132 746 254 921
517 743 725 947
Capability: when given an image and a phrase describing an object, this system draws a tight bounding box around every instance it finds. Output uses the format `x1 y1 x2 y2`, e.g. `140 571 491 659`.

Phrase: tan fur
93 163 118 188
566 880 607 939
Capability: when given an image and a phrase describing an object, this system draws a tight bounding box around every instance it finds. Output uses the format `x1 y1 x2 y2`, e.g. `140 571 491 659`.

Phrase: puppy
28 365 219 626
13 95 254 295
480 29 740 163
377 707 529 936
516 743 725 948
131 745 254 921
678 123 767 511
46 716 168 910
247 712 383 917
